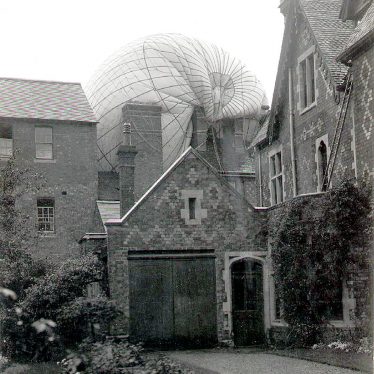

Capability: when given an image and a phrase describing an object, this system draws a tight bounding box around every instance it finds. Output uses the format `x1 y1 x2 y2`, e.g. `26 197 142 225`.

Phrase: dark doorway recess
231 258 264 346
129 253 217 348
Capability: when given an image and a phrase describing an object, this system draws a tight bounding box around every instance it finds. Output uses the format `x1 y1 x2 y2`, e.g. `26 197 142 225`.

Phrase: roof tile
300 0 355 82
0 78 97 123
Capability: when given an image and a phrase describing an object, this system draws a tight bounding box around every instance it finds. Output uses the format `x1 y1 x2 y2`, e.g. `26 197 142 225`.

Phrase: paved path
168 350 363 374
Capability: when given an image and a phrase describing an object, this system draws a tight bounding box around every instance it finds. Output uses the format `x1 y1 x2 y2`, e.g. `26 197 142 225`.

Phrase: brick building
250 0 373 341
87 0 373 347
2 0 370 348
0 78 98 260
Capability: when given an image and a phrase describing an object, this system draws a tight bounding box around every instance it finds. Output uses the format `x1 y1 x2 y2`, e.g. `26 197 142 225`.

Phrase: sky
0 0 284 100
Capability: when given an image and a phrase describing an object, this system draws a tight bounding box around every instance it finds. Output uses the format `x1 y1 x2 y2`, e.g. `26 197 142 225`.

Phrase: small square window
35 127 53 159
37 198 55 232
188 197 196 220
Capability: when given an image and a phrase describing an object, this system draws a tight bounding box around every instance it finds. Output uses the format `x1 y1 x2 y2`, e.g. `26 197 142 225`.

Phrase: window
37 198 55 232
0 125 13 159
35 127 53 159
320 279 344 321
318 141 328 191
274 282 282 320
188 197 196 220
180 190 207 225
298 48 316 111
269 150 284 205
315 135 330 192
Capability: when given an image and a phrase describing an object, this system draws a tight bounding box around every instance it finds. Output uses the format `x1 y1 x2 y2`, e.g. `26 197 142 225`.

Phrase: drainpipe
288 68 297 197
258 148 263 207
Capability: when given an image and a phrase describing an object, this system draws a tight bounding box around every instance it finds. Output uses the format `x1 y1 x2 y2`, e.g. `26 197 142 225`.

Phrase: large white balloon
85 34 267 170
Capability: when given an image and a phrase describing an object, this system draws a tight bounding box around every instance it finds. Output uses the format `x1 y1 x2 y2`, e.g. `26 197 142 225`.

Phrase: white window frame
37 198 55 233
35 126 53 160
269 146 285 206
297 46 317 114
328 279 355 328
0 125 13 159
315 134 331 192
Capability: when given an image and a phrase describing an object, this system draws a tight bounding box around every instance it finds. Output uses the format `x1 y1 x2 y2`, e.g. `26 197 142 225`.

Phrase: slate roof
238 156 255 174
337 1 374 62
300 0 355 83
97 200 120 227
0 77 97 123
251 115 270 148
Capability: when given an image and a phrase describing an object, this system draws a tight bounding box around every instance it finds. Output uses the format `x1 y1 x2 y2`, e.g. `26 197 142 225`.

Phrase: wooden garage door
129 253 217 347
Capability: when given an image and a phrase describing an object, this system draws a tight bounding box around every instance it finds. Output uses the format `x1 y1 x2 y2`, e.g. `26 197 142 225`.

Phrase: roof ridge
0 76 82 86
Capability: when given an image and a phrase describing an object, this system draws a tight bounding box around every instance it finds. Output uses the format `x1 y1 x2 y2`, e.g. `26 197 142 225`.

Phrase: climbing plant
270 179 372 346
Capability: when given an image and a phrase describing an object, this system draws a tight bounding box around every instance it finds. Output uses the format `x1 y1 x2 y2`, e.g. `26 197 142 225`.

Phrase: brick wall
350 49 374 183
256 14 356 207
0 117 98 261
107 152 267 340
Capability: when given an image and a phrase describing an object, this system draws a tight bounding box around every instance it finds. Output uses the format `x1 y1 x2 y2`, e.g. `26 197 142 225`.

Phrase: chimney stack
117 123 138 217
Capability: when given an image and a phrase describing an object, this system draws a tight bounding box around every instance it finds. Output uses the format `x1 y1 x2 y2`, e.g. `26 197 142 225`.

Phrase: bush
60 339 144 374
1 254 120 361
271 180 372 347
60 339 194 374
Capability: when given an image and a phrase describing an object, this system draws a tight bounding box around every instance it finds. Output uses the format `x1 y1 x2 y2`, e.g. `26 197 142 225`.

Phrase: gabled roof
106 146 254 226
337 1 374 62
300 0 355 83
250 113 270 148
0 77 97 123
254 0 354 147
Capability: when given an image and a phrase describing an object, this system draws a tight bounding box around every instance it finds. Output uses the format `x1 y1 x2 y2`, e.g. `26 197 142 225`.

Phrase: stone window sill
34 158 56 163
300 101 317 115
271 320 288 327
38 232 56 238
327 320 354 328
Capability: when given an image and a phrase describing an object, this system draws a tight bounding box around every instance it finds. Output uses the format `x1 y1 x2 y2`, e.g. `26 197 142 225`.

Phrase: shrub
271 180 372 347
60 339 194 374
1 254 120 361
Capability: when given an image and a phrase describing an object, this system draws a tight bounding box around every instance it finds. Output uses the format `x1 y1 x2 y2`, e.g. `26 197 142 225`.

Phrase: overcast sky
0 0 284 100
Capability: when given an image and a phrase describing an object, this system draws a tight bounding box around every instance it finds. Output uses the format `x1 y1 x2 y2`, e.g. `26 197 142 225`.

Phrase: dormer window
298 46 317 113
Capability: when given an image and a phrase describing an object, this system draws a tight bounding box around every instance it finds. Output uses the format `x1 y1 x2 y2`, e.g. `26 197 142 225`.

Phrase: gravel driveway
168 350 364 374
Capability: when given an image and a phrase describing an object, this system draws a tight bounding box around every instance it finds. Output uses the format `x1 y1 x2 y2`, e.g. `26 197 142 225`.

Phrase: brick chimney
122 103 163 199
117 123 138 217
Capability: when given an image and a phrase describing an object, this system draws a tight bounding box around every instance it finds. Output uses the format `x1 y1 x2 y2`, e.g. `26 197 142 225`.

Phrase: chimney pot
123 122 132 145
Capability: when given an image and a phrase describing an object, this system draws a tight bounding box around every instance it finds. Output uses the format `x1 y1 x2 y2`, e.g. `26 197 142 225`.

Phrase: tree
0 155 120 362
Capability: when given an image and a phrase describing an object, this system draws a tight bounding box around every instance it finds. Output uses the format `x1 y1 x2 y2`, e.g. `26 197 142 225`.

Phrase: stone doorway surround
222 251 271 344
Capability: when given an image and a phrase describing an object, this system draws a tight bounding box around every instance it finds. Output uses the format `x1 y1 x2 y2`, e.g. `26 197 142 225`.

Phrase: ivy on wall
270 179 372 346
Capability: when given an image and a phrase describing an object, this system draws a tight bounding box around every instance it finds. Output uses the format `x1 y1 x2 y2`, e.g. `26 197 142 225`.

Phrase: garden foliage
0 156 120 361
270 180 372 346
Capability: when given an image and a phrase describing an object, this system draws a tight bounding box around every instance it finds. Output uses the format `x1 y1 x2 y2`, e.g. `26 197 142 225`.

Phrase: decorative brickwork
106 149 267 341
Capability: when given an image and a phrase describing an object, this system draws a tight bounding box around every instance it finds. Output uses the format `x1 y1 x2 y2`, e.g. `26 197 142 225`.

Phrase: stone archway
222 252 270 346
231 258 265 346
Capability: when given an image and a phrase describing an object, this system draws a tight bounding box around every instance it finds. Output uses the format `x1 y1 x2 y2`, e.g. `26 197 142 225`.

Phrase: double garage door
129 251 217 347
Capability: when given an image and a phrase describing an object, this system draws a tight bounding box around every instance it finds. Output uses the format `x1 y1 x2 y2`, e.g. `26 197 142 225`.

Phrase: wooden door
173 258 217 347
231 259 264 346
129 259 174 345
129 255 217 347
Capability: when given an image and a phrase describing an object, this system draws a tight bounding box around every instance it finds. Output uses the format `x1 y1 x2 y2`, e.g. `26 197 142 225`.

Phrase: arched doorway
231 258 264 346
